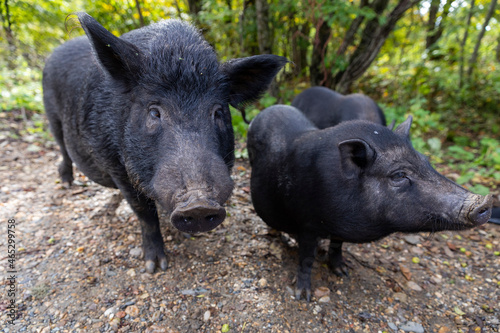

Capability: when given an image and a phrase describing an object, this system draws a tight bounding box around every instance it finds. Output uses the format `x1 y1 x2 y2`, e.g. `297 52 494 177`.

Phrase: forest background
0 0 499 195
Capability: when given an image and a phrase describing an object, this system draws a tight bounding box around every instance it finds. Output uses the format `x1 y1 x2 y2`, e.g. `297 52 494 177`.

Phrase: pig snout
464 194 493 226
171 195 226 233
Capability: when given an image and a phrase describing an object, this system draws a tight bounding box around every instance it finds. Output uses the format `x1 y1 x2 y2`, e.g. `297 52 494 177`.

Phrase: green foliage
0 0 497 191
231 93 278 140
0 57 43 112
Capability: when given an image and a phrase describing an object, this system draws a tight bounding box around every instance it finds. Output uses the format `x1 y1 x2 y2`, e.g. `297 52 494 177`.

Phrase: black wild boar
247 105 492 301
490 207 500 224
43 13 287 273
291 86 387 128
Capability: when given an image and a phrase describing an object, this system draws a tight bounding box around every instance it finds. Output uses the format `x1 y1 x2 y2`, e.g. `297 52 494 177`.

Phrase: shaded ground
1 115 499 333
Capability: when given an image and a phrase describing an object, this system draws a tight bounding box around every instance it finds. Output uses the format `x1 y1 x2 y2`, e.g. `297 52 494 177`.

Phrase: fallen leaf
446 242 457 251
399 264 412 281
453 306 465 316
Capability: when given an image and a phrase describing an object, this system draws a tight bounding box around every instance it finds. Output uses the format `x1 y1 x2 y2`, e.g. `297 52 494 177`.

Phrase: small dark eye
212 105 224 124
149 107 161 119
391 171 406 180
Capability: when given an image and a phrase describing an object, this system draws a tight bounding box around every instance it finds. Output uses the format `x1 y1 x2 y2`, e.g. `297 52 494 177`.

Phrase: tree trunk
458 0 475 88
291 18 310 76
336 0 369 57
135 0 145 27
188 0 202 24
173 0 183 19
0 0 14 49
425 0 454 49
467 0 498 79
239 0 258 56
496 35 500 63
310 19 332 86
335 0 420 93
255 0 271 54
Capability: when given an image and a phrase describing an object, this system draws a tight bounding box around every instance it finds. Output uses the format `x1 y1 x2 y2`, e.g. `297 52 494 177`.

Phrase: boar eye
390 171 412 186
391 171 406 180
149 107 161 119
211 105 224 126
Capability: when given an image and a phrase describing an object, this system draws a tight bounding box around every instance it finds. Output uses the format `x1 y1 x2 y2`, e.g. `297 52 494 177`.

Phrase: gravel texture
1 114 499 332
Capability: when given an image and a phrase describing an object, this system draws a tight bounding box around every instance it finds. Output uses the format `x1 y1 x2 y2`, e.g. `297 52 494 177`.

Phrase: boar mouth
169 191 227 233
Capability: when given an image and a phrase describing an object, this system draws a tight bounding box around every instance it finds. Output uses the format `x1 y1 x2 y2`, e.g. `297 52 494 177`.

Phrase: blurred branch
467 0 498 80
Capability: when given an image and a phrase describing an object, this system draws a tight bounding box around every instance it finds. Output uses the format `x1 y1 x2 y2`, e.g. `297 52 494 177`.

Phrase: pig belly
63 136 117 189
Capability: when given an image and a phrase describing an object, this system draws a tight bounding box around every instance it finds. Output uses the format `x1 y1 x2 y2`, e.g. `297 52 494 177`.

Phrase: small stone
388 322 398 331
126 269 136 277
110 317 121 328
393 292 408 302
404 235 421 245
443 246 454 257
313 286 330 298
257 278 267 288
125 305 140 317
146 325 168 333
407 281 423 291
318 296 330 303
27 144 42 153
399 321 424 333
104 306 117 318
312 305 322 315
151 310 161 322
203 310 211 321
431 275 442 284
105 269 117 277
438 327 452 333
411 247 424 255
115 311 126 319
130 247 143 258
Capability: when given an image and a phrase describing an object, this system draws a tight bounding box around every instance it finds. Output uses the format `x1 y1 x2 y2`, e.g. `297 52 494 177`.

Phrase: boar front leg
114 179 168 273
328 241 349 277
295 232 318 301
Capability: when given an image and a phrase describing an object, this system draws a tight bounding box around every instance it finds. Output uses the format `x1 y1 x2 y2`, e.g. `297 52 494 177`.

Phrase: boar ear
77 12 143 83
394 115 413 138
221 55 288 109
338 139 376 179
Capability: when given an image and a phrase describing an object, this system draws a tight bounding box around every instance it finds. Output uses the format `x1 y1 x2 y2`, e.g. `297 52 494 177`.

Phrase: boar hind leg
328 241 349 277
295 232 318 302
116 181 168 273
49 118 74 185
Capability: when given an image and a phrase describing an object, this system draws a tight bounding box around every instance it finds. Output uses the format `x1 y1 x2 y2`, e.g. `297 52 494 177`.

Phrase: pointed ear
220 54 288 108
338 139 376 179
394 115 413 138
77 12 143 83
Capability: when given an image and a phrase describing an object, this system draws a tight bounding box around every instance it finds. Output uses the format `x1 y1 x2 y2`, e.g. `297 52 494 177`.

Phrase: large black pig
43 13 287 273
247 105 492 301
291 86 386 128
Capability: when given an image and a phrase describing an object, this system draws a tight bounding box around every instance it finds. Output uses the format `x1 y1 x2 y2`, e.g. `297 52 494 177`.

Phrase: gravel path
1 117 499 332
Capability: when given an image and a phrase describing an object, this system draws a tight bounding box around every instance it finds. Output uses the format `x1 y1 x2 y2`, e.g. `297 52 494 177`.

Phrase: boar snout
464 194 493 226
171 196 226 233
